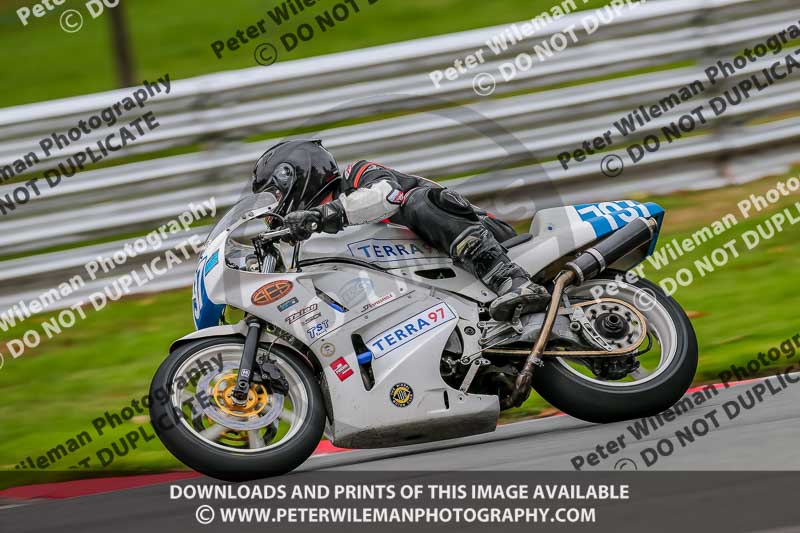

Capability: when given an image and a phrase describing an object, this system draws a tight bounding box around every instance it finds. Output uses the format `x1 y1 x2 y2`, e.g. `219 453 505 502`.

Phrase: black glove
285 210 322 242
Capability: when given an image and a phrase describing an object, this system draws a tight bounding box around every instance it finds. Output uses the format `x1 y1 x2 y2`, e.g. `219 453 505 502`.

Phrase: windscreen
204 192 278 244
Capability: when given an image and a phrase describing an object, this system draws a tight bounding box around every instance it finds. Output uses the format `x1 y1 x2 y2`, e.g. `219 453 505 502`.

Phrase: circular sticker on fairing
320 343 336 357
390 383 414 408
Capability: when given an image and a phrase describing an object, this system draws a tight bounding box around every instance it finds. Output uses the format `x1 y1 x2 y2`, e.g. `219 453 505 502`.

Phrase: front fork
232 238 281 403
232 316 263 403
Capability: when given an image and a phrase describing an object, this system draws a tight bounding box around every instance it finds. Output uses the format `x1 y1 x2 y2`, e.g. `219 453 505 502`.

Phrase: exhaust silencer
566 217 657 283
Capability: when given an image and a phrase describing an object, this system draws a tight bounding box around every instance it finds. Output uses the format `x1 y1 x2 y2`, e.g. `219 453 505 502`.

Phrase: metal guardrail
0 0 798 313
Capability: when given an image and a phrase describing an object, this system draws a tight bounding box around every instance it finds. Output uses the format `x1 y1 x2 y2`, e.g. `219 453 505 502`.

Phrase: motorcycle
149 191 697 480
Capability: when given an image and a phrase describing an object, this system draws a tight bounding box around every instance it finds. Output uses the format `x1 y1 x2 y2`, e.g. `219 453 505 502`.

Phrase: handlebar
256 227 292 240
256 222 318 242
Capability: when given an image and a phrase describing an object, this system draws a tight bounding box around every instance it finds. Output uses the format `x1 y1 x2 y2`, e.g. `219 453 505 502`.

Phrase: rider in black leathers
252 140 550 320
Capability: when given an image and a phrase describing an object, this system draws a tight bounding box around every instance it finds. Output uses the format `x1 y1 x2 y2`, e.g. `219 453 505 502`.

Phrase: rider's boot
451 228 551 322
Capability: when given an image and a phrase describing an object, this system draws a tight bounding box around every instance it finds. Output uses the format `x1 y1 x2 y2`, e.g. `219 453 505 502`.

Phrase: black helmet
252 139 341 215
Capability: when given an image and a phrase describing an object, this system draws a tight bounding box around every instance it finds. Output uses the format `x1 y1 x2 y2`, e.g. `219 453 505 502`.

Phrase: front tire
531 272 698 424
149 337 326 481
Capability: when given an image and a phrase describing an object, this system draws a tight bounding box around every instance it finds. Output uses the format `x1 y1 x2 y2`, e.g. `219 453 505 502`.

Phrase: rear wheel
149 337 326 481
530 272 698 423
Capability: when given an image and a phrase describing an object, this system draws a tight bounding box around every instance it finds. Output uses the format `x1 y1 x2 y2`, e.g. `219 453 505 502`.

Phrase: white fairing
191 198 660 448
296 223 494 303
200 233 499 446
509 206 599 274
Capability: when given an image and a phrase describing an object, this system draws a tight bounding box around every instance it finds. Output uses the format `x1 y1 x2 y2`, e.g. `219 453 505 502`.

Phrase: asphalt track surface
3 374 800 533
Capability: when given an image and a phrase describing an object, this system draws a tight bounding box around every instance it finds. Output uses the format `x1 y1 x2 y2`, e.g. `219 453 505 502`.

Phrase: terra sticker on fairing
367 303 457 359
347 238 446 263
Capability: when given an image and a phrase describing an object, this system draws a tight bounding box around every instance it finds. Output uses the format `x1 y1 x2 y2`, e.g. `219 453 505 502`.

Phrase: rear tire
149 337 326 481
530 272 698 424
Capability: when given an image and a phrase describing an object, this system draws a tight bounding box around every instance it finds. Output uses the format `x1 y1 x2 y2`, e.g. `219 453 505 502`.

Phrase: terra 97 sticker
367 303 457 359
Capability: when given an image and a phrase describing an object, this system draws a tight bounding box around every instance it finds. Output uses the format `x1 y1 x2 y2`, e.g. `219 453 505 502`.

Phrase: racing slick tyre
530 271 698 424
149 337 326 481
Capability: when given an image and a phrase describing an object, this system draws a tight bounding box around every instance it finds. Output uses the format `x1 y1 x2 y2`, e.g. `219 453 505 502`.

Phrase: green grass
1 173 798 485
0 0 611 108
634 177 800 384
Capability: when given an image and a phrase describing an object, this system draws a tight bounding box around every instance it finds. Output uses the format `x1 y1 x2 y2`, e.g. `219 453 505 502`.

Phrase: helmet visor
265 163 295 197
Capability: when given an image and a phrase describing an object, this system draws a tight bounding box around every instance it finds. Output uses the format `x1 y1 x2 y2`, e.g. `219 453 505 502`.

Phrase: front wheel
149 337 326 481
530 271 698 424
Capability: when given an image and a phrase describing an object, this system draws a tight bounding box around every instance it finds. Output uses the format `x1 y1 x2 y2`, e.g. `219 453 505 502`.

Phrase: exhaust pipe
503 217 657 409
565 217 658 284
503 269 575 409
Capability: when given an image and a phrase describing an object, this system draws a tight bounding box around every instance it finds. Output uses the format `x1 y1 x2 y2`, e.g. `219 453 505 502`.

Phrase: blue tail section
572 200 665 255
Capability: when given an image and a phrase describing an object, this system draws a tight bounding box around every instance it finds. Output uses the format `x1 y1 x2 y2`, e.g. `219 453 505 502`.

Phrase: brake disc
195 362 284 431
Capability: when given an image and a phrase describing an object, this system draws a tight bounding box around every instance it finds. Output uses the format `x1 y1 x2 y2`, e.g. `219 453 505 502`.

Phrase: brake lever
257 227 292 241
257 220 317 271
